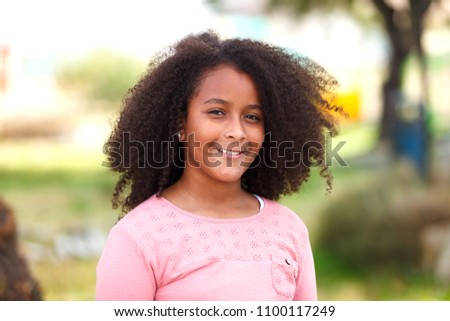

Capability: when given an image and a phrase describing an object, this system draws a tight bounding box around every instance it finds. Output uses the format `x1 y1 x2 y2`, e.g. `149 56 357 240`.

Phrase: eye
245 114 261 122
207 109 225 116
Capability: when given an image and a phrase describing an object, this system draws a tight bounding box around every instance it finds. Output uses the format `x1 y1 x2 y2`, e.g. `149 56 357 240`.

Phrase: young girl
96 31 342 301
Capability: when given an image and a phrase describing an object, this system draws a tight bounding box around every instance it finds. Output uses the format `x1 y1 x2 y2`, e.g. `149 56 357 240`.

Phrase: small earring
175 131 181 140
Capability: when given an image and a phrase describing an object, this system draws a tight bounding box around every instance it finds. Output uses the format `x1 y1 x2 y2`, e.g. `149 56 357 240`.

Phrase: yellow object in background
337 88 361 123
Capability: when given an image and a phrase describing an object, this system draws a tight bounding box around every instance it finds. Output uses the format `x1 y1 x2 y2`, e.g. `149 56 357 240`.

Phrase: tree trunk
374 0 432 178
372 0 413 145
379 45 409 144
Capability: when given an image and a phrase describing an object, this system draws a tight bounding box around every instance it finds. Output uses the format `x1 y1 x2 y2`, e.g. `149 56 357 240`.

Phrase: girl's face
180 65 264 185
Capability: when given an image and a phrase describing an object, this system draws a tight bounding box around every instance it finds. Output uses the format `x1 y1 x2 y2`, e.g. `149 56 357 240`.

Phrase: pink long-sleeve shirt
95 194 317 300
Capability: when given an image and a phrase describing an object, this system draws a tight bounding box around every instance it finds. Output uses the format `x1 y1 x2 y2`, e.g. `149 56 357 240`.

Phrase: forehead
193 65 260 100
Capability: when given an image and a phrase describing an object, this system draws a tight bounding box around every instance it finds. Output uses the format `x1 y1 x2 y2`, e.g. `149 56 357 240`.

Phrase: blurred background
1 0 449 300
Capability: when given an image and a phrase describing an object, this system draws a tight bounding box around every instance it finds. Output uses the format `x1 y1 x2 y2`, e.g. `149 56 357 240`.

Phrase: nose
224 115 246 141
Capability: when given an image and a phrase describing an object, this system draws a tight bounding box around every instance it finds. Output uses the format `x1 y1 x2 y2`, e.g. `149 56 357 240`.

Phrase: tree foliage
56 50 145 107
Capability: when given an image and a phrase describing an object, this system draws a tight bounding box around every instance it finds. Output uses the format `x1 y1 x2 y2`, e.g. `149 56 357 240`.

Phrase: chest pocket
271 255 298 299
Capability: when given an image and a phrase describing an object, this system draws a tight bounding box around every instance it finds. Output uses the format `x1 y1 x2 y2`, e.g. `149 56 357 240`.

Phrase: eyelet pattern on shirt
119 195 309 295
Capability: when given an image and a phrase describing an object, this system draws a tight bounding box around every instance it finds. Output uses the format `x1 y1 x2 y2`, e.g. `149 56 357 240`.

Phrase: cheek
245 128 265 157
251 127 265 148
185 119 214 144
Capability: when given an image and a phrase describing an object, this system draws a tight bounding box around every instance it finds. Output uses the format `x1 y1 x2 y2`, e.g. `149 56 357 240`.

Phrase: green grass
31 259 99 300
314 249 450 300
0 169 117 231
0 138 119 300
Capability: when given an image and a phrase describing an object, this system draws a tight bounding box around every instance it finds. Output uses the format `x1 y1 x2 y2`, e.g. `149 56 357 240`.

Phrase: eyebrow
203 98 262 109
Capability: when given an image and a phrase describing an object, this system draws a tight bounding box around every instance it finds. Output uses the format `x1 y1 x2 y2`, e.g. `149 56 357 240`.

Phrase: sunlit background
1 0 449 300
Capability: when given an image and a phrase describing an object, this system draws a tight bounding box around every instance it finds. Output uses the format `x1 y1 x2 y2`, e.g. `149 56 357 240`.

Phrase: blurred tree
56 50 145 108
209 0 450 178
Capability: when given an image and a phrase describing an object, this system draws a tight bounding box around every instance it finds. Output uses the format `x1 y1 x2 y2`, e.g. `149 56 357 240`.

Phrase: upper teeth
221 149 240 155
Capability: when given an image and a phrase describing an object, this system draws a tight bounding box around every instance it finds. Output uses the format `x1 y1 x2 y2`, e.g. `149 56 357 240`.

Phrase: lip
208 144 246 158
219 148 242 158
207 141 257 159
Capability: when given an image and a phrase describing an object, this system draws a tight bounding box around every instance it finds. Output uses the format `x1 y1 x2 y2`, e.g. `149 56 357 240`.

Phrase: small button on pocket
271 255 298 299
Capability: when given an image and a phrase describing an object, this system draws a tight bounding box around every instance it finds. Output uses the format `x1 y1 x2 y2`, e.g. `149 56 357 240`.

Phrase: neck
161 169 258 218
175 172 244 204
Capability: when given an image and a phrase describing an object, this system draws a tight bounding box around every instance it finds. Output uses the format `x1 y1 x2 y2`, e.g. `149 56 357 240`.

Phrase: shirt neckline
155 194 269 223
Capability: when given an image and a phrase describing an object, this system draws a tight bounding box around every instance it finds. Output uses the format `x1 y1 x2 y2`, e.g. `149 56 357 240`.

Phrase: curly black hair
105 30 343 215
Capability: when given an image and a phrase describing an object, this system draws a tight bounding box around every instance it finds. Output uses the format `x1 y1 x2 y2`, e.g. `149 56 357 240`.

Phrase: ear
178 117 186 141
179 128 186 141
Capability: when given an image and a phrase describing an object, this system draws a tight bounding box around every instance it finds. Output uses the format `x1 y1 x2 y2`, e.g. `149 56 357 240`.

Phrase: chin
209 168 247 184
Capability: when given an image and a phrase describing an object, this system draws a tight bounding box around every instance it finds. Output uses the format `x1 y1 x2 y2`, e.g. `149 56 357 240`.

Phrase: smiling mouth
218 148 243 158
208 142 256 159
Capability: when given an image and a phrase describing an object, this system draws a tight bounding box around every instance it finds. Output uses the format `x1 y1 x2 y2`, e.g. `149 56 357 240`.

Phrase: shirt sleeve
293 234 318 300
95 224 156 300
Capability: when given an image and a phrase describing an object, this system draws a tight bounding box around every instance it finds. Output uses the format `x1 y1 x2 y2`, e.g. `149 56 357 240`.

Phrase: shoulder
105 194 176 256
114 194 168 234
263 198 303 220
263 198 309 234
